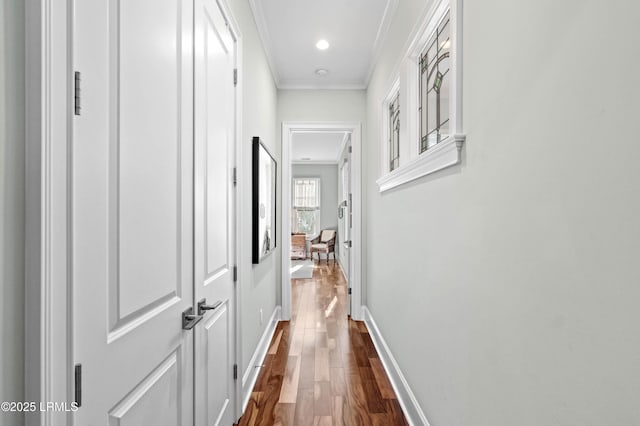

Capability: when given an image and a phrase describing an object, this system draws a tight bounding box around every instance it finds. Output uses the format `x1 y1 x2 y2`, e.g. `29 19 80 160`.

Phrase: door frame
24 0 244 423
281 122 363 321
25 0 74 424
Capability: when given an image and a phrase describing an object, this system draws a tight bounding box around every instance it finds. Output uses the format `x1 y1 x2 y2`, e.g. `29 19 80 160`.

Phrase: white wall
0 1 25 425
365 1 640 425
292 163 339 238
228 0 279 383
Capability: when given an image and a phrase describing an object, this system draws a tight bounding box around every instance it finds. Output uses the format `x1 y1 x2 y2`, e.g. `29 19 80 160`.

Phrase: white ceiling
292 132 348 163
249 0 398 89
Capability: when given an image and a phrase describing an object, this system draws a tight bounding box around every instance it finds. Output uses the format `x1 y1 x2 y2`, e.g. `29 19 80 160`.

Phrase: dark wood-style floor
237 260 408 426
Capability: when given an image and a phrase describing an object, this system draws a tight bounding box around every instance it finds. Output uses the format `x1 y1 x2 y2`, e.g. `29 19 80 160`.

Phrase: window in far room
292 177 321 237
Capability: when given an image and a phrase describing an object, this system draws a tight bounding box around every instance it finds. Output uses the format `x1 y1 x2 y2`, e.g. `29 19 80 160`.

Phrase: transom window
388 92 400 171
376 0 464 193
292 178 320 236
419 9 450 153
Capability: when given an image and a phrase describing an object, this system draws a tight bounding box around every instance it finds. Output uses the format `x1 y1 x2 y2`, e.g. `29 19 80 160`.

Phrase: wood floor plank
330 367 347 396
273 403 295 426
313 415 333 426
332 395 347 426
268 329 284 354
370 357 396 399
237 261 408 425
293 387 315 426
314 381 332 416
278 355 301 403
315 347 330 381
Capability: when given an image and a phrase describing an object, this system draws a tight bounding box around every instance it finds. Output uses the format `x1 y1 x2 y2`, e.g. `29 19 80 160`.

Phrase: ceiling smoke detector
315 68 329 77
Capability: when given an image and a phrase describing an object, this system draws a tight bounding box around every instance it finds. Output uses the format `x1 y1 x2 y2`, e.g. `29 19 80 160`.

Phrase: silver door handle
344 240 352 248
198 298 222 316
182 307 203 330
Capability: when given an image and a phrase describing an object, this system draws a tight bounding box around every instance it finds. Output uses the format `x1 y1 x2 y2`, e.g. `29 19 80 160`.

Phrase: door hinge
348 287 352 295
74 71 81 115
233 364 238 380
74 364 82 407
233 265 237 282
233 68 237 86
348 145 352 154
232 167 237 186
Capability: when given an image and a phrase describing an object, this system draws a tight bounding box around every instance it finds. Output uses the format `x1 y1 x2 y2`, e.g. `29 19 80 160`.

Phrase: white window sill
376 134 465 192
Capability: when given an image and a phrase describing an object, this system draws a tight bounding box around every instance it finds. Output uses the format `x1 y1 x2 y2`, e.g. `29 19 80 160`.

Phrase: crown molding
247 0 282 87
364 0 399 87
248 0 397 90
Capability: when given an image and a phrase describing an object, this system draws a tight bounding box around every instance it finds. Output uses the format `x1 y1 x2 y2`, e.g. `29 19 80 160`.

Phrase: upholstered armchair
310 229 336 263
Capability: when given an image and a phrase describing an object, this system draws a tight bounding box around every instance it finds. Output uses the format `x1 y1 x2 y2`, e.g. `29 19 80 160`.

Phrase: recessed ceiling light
315 68 329 77
316 39 330 50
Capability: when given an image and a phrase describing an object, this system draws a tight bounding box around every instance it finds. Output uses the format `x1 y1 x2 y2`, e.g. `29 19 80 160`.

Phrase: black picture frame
252 137 277 264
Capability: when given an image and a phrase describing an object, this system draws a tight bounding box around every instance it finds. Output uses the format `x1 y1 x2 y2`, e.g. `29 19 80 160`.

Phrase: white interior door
339 141 352 315
194 0 237 424
73 0 195 424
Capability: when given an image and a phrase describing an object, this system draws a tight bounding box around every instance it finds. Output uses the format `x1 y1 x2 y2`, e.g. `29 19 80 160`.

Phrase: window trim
380 78 400 174
376 0 465 193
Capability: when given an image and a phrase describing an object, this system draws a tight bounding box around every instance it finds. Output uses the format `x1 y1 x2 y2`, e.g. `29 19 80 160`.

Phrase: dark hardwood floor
237 260 408 426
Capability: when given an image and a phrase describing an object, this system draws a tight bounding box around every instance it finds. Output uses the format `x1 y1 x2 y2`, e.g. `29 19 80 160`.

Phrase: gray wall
0 1 25 425
365 1 640 425
228 0 279 383
292 163 339 240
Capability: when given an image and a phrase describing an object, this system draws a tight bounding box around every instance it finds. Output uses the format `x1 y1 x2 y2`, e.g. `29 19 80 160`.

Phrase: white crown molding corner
241 305 281 412
364 0 400 87
376 134 465 192
277 83 368 91
247 0 282 87
363 307 431 426
292 160 339 165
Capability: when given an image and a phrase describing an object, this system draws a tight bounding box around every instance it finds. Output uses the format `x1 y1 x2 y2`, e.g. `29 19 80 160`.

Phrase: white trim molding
241 306 281 412
282 122 363 321
25 0 74 424
376 134 465 192
363 307 431 426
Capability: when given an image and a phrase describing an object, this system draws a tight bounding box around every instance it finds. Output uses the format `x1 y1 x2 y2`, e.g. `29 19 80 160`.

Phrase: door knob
198 299 222 316
182 307 203 330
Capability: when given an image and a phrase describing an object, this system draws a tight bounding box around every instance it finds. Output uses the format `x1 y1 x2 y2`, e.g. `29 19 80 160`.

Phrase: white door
73 0 195 424
339 140 352 315
194 0 237 425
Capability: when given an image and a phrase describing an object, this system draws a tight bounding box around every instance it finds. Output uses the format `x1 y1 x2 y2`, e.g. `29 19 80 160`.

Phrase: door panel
194 0 237 424
108 351 181 426
73 0 194 424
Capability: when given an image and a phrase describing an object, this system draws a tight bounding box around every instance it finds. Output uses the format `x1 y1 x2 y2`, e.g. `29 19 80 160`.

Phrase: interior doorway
281 122 362 321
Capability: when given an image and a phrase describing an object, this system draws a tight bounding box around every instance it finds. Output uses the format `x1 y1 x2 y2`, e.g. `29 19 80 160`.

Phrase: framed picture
252 137 277 263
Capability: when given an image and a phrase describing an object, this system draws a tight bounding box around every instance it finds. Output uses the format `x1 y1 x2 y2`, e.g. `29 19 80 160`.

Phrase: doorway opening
281 122 362 321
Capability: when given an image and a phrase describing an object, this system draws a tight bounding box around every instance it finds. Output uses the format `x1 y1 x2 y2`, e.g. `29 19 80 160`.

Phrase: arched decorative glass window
419 9 450 153
388 92 400 171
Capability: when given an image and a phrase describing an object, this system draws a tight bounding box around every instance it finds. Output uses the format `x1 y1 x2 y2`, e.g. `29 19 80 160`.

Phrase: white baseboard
241 305 281 412
362 306 430 426
337 257 348 281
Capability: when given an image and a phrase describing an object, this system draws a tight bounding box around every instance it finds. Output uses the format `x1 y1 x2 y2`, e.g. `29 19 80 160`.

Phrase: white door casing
194 0 238 425
73 0 195 424
281 123 363 321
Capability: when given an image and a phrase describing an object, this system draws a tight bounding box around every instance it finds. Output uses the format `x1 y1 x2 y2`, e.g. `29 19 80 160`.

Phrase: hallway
238 262 408 425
